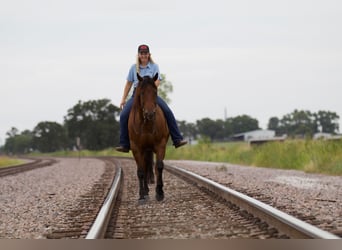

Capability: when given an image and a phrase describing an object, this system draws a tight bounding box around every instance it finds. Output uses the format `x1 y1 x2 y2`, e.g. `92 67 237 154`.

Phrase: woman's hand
120 100 126 110
119 81 133 110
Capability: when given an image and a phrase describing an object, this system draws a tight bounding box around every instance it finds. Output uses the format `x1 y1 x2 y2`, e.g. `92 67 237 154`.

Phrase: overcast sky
1 0 342 145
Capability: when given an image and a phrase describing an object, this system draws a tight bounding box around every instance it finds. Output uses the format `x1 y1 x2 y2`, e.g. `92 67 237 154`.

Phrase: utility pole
76 137 81 161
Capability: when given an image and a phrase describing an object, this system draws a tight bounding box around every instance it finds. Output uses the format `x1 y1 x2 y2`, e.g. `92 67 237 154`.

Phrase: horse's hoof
144 195 150 200
138 198 146 205
156 193 164 201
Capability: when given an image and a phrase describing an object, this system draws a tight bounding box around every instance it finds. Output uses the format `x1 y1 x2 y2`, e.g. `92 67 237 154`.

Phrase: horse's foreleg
155 159 164 201
143 168 149 198
137 169 145 201
145 150 154 184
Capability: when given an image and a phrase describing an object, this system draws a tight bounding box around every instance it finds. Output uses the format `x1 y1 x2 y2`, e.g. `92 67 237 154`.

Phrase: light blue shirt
127 62 162 88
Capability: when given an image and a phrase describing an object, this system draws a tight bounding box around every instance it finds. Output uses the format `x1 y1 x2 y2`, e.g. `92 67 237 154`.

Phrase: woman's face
138 52 150 64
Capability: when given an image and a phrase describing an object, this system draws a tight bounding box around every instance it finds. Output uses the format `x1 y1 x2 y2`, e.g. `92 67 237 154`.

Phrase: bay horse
128 73 169 202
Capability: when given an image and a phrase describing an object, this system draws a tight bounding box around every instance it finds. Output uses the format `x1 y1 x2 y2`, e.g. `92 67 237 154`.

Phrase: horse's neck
132 89 142 111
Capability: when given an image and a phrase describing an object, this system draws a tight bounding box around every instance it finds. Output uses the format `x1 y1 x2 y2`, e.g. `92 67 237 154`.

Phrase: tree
230 115 259 134
196 118 225 141
158 74 173 104
292 110 317 137
64 99 120 150
315 111 339 134
177 120 197 140
6 127 19 138
268 117 280 132
33 122 67 153
4 128 33 154
276 110 317 138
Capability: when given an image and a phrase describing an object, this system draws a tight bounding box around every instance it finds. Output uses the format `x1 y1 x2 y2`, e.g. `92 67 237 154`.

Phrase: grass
166 139 342 176
0 156 24 168
26 139 342 176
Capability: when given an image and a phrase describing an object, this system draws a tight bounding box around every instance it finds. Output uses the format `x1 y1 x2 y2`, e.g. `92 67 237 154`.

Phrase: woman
115 44 187 152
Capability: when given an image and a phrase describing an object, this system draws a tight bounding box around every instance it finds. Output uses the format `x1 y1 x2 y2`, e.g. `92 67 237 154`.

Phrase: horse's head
137 73 158 122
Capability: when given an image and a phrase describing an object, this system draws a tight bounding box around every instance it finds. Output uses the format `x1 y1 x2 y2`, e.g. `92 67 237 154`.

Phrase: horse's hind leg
155 160 164 201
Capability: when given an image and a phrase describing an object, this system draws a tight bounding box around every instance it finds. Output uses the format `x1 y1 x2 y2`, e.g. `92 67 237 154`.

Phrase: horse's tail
144 149 155 184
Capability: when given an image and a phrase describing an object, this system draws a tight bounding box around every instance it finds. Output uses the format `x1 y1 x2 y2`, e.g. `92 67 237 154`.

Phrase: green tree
64 99 120 150
33 122 67 153
278 110 317 138
4 128 33 154
315 111 339 134
230 115 259 134
177 120 194 139
268 117 280 133
6 127 19 138
292 110 316 137
223 118 234 139
158 74 173 104
196 118 225 141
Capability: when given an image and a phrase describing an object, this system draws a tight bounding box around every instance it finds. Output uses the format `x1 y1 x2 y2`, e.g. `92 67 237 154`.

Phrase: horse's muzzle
143 109 156 122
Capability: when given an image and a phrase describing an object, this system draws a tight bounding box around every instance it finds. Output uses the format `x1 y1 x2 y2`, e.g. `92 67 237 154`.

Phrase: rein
132 90 158 135
141 103 157 135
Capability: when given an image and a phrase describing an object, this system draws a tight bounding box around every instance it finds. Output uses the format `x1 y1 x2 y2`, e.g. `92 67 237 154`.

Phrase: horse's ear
137 73 143 82
153 73 159 82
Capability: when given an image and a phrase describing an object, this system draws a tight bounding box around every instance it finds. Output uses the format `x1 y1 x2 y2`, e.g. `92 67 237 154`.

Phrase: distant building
313 132 332 140
232 129 276 141
313 132 342 140
232 129 287 145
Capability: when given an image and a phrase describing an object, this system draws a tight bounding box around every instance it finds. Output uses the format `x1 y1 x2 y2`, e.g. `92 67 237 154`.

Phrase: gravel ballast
166 160 342 237
1 157 340 239
0 158 105 239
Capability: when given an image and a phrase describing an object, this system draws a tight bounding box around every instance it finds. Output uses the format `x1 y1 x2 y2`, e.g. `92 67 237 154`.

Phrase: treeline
2 99 120 154
178 110 339 141
268 110 339 137
1 98 340 154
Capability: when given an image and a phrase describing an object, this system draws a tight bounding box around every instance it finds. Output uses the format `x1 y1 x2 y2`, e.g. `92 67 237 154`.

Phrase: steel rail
86 165 122 239
0 158 57 177
165 164 340 239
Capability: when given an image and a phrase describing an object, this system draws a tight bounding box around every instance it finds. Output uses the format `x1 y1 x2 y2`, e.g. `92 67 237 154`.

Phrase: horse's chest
139 132 158 143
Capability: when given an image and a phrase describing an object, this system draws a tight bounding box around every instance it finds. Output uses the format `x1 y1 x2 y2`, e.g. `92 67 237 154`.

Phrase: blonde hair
136 54 155 74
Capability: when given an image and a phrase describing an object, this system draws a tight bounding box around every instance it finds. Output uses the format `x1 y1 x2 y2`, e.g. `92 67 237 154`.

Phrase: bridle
140 84 158 124
142 106 157 123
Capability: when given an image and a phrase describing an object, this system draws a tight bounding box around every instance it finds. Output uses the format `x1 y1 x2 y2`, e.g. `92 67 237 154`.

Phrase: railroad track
84 157 340 239
0 158 58 177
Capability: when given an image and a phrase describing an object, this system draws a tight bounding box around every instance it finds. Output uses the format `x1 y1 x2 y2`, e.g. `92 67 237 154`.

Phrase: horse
128 73 169 203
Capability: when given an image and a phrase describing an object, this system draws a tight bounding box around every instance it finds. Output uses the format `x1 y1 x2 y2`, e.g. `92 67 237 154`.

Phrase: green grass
166 141 254 164
0 156 24 168
27 139 342 176
166 139 342 175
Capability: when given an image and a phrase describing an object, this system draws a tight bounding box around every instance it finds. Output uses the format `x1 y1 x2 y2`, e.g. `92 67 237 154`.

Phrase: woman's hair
136 54 155 74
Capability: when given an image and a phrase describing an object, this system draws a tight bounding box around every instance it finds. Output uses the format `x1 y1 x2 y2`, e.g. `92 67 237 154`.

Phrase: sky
1 0 342 145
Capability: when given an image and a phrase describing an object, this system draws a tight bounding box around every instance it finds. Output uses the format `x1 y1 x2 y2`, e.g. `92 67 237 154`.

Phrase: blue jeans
119 96 183 148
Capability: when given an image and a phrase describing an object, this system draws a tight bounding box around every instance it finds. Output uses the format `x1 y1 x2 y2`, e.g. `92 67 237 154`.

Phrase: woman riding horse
115 44 187 152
